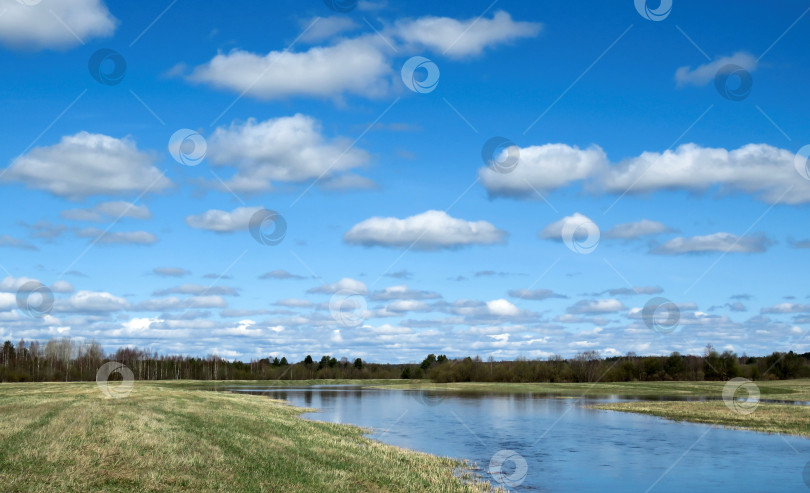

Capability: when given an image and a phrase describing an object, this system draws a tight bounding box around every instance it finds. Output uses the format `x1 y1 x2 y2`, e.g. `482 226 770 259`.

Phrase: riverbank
590 400 810 437
0 382 493 492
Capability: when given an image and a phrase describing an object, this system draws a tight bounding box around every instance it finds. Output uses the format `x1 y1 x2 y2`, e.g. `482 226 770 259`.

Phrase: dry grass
591 400 810 437
0 382 494 492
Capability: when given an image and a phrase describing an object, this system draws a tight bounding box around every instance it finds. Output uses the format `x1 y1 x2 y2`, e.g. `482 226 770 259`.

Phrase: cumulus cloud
652 232 771 255
75 228 158 245
604 219 671 240
189 12 538 100
185 206 262 233
57 291 129 313
3 132 170 199
189 36 391 100
508 288 566 300
344 210 506 250
675 52 757 87
206 115 371 192
0 0 117 50
480 143 810 205
761 303 810 314
61 201 152 221
479 144 606 199
567 299 625 314
539 213 596 241
307 278 368 295
600 144 810 205
393 11 541 58
299 16 359 43
370 285 441 301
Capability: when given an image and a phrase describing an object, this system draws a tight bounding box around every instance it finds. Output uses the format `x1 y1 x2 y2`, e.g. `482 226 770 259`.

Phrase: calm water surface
223 386 808 491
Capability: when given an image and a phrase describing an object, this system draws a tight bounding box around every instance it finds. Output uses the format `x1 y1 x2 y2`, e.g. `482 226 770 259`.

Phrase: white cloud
761 303 810 314
344 210 506 250
601 144 810 205
385 300 432 313
567 299 625 314
185 206 262 233
58 291 129 312
3 132 170 199
675 52 757 87
75 228 158 245
300 16 359 43
604 219 671 239
479 144 606 198
486 299 520 316
652 232 771 255
206 115 371 192
393 11 541 58
0 0 117 50
51 281 74 294
275 298 313 308
188 36 391 100
539 213 595 241
482 142 810 205
307 278 368 295
370 284 441 301
61 201 152 221
136 296 228 311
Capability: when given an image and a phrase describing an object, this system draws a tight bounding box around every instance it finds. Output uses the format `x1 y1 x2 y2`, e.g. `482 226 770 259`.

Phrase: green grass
369 379 810 401
0 382 495 492
590 401 810 437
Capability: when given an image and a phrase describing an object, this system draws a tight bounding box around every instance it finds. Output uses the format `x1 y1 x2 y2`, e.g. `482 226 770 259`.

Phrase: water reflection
220 386 809 491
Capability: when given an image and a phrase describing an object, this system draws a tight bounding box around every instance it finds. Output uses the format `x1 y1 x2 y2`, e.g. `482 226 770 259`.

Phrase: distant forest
1 338 808 383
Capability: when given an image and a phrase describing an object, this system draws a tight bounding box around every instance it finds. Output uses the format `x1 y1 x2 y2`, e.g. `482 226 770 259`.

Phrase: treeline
1 339 809 383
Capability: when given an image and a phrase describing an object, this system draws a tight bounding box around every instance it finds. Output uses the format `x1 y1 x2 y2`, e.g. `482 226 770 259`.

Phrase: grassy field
590 401 810 437
0 382 494 492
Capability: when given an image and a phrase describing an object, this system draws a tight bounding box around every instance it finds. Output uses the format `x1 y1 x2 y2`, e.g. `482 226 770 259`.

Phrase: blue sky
1 0 809 362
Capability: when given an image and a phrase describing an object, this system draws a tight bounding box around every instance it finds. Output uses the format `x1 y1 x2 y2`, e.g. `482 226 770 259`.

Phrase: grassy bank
590 401 810 437
369 379 810 401
0 382 492 492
